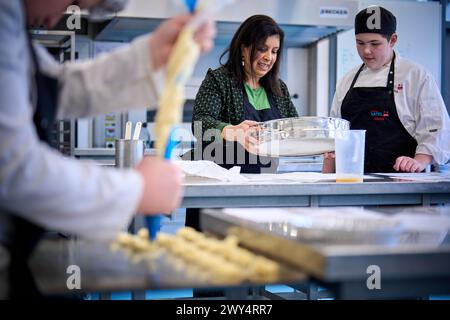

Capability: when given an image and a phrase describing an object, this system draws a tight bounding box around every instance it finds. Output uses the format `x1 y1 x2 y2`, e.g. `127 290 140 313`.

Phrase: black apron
340 53 417 173
186 87 283 231
219 87 282 174
0 33 59 299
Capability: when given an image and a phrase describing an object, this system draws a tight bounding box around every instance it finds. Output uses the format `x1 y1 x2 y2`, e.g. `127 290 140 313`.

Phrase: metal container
115 139 145 168
115 139 146 233
252 117 350 157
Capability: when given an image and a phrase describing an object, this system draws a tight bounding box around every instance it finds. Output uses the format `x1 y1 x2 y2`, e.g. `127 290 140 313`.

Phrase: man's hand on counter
135 157 184 214
393 154 433 173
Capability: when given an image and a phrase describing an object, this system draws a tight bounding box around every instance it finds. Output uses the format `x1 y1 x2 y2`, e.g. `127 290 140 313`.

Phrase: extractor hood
93 0 359 47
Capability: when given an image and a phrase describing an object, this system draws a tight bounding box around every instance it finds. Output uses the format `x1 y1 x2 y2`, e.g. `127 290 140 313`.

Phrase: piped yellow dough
113 227 280 284
155 26 201 156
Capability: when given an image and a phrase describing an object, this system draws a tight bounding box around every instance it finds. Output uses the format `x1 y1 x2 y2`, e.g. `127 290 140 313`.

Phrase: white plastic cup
335 130 366 183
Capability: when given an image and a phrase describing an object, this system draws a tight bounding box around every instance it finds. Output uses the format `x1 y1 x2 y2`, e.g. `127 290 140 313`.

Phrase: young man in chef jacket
323 6 450 174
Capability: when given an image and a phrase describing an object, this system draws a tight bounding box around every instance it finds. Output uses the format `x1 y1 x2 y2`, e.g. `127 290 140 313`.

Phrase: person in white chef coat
0 0 215 298
323 6 450 174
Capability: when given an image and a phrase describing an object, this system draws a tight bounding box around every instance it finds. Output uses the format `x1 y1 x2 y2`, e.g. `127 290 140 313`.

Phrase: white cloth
331 51 450 165
175 160 247 182
0 1 163 241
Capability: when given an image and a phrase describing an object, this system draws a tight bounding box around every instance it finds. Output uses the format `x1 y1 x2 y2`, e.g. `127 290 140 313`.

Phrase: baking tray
201 207 450 281
28 238 307 296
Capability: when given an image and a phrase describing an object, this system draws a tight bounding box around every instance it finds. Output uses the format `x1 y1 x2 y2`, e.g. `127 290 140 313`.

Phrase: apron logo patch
370 110 389 121
394 83 403 93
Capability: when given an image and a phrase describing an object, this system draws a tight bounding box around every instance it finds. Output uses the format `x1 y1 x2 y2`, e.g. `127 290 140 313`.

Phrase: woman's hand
322 152 335 173
221 120 261 154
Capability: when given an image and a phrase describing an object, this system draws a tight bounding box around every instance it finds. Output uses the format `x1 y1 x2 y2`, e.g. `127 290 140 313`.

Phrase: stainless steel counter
72 152 450 208
3 206 449 299
201 206 450 299
182 175 450 208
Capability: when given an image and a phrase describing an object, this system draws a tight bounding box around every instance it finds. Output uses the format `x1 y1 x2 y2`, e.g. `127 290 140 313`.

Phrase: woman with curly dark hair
191 14 298 174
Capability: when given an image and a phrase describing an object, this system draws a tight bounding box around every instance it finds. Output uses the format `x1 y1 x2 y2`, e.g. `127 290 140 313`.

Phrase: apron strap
349 64 365 91
386 51 396 92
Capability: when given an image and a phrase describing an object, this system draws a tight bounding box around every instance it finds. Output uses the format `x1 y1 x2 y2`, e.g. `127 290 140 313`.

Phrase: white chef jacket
0 1 164 241
330 51 450 165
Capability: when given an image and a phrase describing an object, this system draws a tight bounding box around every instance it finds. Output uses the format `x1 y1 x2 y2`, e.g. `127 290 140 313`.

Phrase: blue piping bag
184 0 197 13
145 127 180 240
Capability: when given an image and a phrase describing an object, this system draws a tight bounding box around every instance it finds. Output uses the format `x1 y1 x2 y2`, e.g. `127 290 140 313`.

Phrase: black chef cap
355 6 396 37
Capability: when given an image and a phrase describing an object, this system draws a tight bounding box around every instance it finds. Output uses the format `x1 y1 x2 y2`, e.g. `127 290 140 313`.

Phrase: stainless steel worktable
182 174 450 208
76 151 450 208
201 206 450 299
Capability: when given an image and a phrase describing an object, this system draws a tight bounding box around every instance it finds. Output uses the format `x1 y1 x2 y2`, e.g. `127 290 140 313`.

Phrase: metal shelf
30 30 76 156
29 30 76 60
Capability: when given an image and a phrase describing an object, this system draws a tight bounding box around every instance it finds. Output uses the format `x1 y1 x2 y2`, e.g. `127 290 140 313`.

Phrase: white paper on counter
243 172 378 183
175 160 248 182
376 172 450 182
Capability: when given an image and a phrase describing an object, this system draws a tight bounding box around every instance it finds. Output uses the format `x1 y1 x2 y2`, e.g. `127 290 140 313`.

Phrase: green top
244 83 271 110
